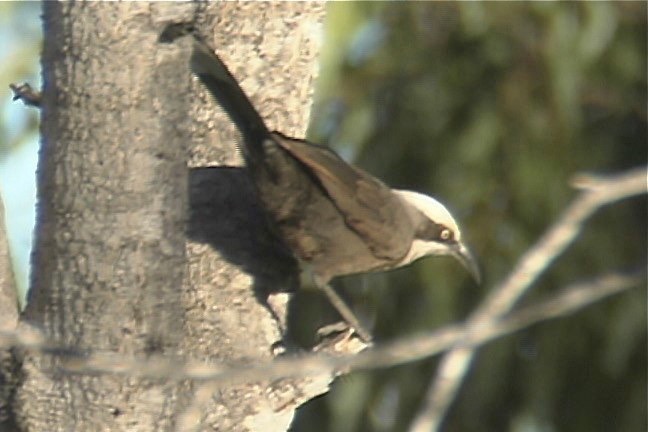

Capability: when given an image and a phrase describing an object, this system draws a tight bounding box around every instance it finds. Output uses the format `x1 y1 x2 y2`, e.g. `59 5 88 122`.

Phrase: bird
190 38 479 341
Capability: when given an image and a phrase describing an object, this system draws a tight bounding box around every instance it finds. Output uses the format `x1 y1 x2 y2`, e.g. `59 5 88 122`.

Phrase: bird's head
394 190 480 283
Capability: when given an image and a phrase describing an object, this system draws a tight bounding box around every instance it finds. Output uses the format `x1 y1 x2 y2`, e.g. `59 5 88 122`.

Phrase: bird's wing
272 132 414 261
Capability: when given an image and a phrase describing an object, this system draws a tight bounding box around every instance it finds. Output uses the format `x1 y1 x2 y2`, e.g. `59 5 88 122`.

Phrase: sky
0 2 41 303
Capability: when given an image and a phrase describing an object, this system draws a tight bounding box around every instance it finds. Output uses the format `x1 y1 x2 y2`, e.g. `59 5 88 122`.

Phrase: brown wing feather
272 132 414 260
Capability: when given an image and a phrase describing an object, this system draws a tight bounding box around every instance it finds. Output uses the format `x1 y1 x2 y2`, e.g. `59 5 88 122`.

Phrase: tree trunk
0 195 20 431
13 2 328 431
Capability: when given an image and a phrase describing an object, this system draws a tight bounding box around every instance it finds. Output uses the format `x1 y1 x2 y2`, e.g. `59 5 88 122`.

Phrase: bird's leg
300 268 372 342
317 281 373 344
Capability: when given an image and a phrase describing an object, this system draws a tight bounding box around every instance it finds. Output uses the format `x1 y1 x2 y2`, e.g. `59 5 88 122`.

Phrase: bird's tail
190 40 270 165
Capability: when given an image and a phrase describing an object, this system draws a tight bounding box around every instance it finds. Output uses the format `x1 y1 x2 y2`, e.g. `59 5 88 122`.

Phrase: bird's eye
440 228 453 241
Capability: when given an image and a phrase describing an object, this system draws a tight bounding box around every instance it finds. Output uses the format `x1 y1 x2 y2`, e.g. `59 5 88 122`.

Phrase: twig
2 167 643 430
9 83 41 107
2 270 641 387
408 166 648 432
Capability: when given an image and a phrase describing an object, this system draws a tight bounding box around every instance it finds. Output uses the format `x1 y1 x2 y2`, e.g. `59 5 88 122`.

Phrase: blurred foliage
292 2 646 432
1 3 645 431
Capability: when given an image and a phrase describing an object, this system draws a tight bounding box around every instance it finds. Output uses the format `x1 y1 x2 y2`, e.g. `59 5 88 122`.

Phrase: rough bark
182 3 333 430
0 196 20 431
13 2 332 432
17 3 194 430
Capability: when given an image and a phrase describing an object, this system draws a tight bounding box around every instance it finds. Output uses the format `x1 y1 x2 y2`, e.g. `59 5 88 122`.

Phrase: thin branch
0 195 20 430
1 167 643 429
408 166 648 432
2 270 641 387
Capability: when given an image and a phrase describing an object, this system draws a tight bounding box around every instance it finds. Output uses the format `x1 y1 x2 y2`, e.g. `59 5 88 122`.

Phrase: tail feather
190 41 270 164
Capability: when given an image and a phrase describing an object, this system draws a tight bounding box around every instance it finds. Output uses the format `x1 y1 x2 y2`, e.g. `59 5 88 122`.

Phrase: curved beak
452 243 481 284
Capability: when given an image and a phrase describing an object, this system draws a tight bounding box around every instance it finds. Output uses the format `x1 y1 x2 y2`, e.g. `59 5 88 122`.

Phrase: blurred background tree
1 2 645 432
0 1 40 304
291 2 646 432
